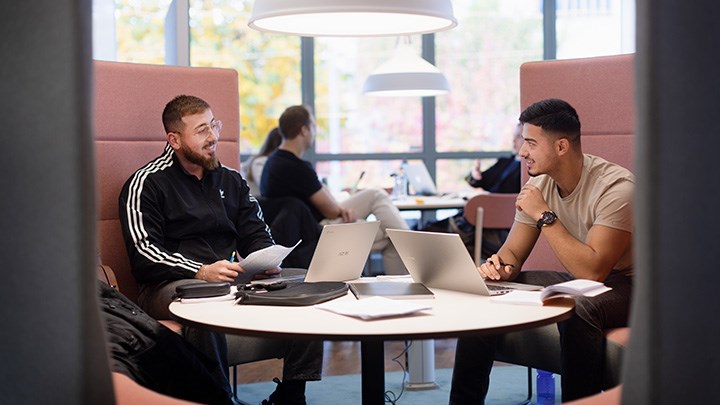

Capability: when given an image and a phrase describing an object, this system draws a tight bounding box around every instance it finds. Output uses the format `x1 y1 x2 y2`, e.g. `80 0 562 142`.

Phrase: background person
241 126 282 196
422 123 523 259
260 105 409 275
243 126 321 269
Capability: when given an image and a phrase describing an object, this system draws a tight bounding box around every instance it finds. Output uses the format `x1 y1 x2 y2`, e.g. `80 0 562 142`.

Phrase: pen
351 171 365 194
486 259 515 268
229 250 237 263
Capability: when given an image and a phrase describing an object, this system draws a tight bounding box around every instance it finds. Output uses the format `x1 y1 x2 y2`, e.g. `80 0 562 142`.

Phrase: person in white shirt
241 127 282 196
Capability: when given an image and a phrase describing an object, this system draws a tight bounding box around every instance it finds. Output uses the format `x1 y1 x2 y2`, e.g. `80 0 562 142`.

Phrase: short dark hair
278 105 312 140
162 95 211 134
519 98 581 145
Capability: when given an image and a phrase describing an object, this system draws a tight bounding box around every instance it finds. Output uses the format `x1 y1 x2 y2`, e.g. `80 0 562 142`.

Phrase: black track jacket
119 144 274 284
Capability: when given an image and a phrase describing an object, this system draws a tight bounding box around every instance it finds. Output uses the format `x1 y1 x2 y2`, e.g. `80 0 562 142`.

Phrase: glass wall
556 0 636 58
189 0 301 153
314 37 424 155
434 0 543 191
113 0 173 64
94 0 635 192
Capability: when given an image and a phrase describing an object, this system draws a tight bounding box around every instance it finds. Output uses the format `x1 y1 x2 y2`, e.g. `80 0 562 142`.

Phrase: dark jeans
449 271 633 404
138 279 324 385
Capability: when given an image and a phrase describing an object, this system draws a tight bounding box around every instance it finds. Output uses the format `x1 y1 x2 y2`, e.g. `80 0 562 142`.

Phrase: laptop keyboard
487 284 513 295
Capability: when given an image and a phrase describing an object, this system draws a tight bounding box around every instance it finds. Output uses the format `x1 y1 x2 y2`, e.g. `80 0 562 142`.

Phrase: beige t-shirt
516 154 634 276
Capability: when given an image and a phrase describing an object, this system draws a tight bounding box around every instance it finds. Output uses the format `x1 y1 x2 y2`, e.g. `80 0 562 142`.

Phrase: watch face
543 211 556 223
537 211 557 229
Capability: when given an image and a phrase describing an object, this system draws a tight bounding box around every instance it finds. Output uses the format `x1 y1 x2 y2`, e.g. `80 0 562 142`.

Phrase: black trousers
449 272 632 403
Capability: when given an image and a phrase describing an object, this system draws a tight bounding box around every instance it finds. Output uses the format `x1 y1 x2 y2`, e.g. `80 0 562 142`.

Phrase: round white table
170 287 573 405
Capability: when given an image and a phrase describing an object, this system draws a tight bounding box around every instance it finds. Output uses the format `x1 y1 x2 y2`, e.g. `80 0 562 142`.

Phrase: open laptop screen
404 162 438 196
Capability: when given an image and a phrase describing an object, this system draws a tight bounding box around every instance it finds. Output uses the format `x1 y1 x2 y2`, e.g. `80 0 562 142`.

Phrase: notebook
404 162 438 196
252 221 380 284
386 229 542 296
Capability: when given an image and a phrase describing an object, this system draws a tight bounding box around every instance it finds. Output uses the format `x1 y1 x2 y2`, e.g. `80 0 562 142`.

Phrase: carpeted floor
235 365 562 404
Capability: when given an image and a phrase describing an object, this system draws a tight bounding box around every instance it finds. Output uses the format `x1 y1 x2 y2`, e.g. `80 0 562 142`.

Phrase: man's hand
340 207 357 223
252 266 282 280
470 159 483 181
478 254 515 280
515 184 550 219
195 260 243 283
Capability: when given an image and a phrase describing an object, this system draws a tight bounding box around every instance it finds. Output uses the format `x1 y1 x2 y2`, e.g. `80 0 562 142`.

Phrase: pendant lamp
248 0 457 37
362 40 450 97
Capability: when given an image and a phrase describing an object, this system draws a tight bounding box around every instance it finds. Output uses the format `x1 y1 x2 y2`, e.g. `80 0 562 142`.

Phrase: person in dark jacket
119 95 322 405
422 123 523 258
465 122 523 194
99 280 234 404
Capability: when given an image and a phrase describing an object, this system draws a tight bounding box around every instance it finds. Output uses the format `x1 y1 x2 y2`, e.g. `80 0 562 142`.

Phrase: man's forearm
539 221 611 280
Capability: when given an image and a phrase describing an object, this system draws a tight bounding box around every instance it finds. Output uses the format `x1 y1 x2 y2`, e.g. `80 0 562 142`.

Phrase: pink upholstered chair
94 60 242 303
494 54 635 395
463 193 518 266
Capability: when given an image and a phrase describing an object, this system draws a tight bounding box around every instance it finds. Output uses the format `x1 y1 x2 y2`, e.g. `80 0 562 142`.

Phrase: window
313 37 424 155
95 0 634 194
189 0 301 154
435 0 543 154
113 0 173 64
315 160 403 194
556 0 635 58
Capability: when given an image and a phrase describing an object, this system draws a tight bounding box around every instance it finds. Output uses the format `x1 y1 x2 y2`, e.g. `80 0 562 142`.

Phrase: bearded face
178 140 219 171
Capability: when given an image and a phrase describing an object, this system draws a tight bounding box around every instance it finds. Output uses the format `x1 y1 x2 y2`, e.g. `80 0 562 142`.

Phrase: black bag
235 281 348 306
175 282 231 299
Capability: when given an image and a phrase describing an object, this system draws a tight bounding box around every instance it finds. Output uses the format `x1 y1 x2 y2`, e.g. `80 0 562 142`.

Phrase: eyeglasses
193 119 223 138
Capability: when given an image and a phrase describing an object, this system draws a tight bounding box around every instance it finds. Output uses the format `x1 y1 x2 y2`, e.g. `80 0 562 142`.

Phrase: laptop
386 229 542 296
252 221 380 284
404 162 438 196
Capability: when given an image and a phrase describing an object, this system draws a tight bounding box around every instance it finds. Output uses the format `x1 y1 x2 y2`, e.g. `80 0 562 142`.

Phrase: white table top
169 287 573 341
391 192 486 211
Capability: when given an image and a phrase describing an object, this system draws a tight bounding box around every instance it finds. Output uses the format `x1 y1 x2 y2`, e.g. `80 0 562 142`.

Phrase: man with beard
119 95 322 405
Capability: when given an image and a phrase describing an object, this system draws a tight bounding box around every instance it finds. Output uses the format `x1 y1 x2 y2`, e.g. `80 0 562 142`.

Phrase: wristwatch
536 211 557 230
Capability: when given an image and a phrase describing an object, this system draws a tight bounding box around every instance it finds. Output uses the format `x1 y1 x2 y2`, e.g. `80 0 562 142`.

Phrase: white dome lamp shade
248 0 458 37
362 42 450 97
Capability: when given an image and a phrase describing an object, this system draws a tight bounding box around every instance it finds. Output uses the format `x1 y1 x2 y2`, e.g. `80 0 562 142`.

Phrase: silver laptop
404 162 438 196
253 221 380 284
386 229 542 296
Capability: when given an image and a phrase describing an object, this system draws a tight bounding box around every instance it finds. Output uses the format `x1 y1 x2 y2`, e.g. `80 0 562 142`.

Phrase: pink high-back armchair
520 54 635 272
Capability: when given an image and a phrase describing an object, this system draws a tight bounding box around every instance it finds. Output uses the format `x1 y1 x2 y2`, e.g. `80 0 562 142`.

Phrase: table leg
360 339 385 405
418 210 437 228
406 339 438 389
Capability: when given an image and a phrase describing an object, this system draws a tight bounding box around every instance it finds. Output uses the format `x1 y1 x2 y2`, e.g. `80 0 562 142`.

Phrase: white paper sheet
315 296 432 320
235 240 301 284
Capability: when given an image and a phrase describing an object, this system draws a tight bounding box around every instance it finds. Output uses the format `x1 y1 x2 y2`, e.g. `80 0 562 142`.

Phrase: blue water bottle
536 369 555 405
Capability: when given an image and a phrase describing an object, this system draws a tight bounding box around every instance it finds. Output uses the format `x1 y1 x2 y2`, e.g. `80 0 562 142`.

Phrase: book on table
490 279 611 306
349 281 435 300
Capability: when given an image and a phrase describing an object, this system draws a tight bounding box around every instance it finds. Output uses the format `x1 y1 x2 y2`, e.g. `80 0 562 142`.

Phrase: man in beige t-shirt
450 98 634 403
